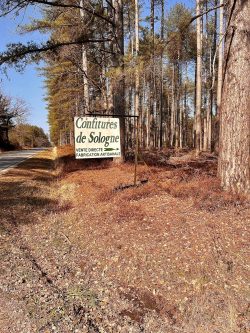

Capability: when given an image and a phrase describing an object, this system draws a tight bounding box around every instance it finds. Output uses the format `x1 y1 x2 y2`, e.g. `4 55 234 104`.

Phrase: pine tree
218 0 250 194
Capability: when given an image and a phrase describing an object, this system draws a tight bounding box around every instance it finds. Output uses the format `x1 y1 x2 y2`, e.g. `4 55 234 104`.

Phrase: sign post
74 113 139 186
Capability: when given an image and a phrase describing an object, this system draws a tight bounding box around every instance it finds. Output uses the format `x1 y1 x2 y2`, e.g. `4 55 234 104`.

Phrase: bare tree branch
0 38 113 67
0 0 27 17
0 0 115 27
189 3 224 24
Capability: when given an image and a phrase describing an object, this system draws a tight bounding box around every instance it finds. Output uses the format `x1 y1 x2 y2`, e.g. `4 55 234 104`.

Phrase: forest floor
0 146 249 333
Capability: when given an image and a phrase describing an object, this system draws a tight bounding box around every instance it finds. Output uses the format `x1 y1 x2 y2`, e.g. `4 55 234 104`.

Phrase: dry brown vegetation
0 146 249 333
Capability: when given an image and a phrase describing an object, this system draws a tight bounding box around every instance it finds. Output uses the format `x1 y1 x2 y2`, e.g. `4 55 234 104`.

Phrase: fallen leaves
0 148 249 332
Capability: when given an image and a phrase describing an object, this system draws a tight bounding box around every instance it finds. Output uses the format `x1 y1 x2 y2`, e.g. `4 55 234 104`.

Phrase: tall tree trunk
206 45 213 152
176 60 181 149
210 1 217 151
146 82 151 148
213 0 223 152
195 0 202 155
113 0 125 161
134 0 140 144
218 0 250 194
150 0 155 148
80 0 89 114
204 2 213 152
206 74 212 151
179 98 183 149
183 65 188 147
217 0 224 114
159 0 165 148
170 64 176 147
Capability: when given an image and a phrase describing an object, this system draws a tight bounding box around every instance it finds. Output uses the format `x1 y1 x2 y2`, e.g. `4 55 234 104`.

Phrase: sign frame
74 116 121 159
74 113 139 185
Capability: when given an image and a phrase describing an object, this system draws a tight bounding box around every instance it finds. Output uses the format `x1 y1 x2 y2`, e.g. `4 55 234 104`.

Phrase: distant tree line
9 123 51 148
0 90 50 149
0 91 27 149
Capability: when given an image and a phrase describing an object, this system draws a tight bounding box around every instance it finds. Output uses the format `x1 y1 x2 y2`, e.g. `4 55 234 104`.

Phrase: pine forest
0 1 249 332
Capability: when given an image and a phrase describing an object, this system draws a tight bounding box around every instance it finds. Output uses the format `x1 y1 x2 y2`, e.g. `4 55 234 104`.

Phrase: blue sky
0 6 49 133
0 1 194 136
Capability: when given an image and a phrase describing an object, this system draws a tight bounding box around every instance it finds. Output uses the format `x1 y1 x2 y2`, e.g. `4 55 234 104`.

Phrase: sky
0 1 194 136
0 6 49 134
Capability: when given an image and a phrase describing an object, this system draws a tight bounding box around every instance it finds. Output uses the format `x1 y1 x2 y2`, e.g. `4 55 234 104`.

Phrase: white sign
74 116 121 159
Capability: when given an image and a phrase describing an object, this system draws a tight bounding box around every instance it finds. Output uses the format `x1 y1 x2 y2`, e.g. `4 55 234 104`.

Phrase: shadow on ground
0 156 61 230
57 154 113 174
16 157 55 172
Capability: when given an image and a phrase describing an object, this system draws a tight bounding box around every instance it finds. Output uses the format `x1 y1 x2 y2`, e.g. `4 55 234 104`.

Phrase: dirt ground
0 147 249 333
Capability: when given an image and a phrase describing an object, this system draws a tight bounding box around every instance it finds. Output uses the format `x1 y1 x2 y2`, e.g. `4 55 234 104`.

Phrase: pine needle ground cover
0 147 249 333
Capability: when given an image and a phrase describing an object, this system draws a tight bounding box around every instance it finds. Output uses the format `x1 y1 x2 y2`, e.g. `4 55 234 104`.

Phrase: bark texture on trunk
217 0 224 114
80 0 89 114
159 0 165 148
149 0 155 148
170 65 176 147
134 0 140 142
195 0 202 155
113 0 125 162
218 0 250 194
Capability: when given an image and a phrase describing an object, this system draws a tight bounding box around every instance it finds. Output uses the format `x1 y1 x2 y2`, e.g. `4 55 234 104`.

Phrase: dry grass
52 148 249 331
158 171 248 211
112 202 146 224
1 147 249 333
98 181 161 204
55 145 113 177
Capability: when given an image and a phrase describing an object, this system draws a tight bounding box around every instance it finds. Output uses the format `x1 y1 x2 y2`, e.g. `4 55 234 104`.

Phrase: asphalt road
0 148 47 173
